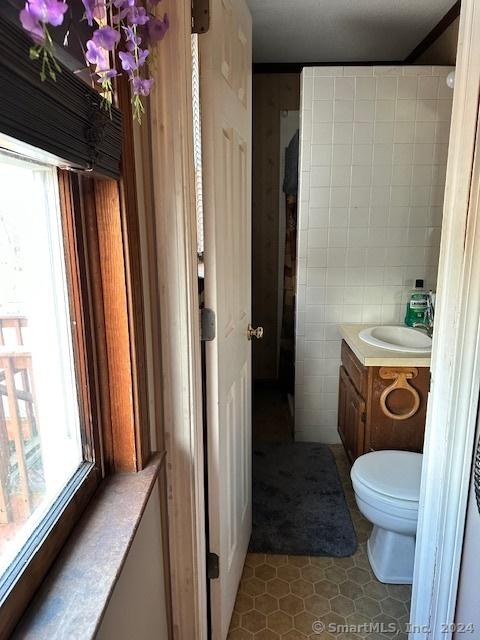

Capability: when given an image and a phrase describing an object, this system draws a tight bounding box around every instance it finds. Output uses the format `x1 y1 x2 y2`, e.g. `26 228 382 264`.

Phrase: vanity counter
339 324 431 368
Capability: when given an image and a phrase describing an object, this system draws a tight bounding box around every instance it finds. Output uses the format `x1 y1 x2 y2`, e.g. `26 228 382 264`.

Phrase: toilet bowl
351 450 423 584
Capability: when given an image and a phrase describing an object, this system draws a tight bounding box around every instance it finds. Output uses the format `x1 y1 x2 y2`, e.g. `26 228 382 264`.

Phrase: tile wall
295 65 454 443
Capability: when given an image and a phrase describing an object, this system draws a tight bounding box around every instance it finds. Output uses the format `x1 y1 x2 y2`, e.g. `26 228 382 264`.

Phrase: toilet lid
352 450 423 502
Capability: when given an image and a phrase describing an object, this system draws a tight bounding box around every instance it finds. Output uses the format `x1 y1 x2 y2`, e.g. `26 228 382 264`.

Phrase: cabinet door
368 367 429 453
338 366 366 463
338 366 348 448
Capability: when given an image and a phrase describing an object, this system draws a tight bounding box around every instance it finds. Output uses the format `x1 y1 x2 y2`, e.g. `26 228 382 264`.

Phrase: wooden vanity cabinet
338 340 429 463
338 366 366 464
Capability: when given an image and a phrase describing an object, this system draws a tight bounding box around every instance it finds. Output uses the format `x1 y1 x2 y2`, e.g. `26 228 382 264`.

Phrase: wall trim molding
405 1 461 62
253 61 404 74
410 1 480 637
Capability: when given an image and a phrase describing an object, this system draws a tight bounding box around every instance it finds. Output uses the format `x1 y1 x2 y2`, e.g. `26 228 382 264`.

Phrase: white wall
295 65 453 443
95 482 170 640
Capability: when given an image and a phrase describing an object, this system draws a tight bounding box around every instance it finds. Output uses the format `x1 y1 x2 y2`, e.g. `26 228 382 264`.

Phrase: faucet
413 292 435 338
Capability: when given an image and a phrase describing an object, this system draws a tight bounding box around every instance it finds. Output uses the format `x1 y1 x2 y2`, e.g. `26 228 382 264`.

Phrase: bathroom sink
358 325 432 353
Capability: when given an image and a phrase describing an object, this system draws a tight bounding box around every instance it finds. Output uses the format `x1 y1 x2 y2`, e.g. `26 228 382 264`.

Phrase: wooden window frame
0 82 150 637
0 165 102 638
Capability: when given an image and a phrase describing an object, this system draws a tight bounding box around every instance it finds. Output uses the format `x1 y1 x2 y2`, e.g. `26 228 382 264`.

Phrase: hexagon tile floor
227 444 411 640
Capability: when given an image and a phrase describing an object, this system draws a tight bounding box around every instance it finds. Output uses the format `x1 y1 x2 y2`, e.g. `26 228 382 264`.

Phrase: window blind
0 14 122 179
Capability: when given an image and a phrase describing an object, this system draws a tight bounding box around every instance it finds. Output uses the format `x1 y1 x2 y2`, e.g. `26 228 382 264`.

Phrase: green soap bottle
405 279 428 327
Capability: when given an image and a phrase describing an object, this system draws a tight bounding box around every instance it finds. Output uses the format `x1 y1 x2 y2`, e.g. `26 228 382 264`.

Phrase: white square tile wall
295 65 453 443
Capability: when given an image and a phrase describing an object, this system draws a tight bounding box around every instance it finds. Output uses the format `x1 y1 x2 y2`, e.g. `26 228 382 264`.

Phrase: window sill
11 452 166 640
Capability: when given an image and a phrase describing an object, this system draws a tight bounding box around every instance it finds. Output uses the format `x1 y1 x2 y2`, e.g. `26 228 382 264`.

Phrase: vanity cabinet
338 340 429 463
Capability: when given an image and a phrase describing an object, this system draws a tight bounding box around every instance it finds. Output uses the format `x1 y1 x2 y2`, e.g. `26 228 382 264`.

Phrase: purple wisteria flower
20 0 68 41
113 0 148 24
85 39 109 69
19 0 169 123
119 47 149 72
123 24 140 42
26 0 68 26
19 3 44 42
126 6 149 25
122 23 141 50
137 47 149 65
96 67 118 92
131 76 153 96
92 25 120 50
147 14 169 42
97 68 117 81
118 50 137 73
82 0 106 26
113 0 135 7
19 0 66 81
125 37 137 52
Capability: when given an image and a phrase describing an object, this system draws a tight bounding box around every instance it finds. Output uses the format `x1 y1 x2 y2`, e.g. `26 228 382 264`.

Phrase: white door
199 0 253 637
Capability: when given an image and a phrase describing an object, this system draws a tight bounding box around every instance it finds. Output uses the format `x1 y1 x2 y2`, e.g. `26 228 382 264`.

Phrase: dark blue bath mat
249 442 357 557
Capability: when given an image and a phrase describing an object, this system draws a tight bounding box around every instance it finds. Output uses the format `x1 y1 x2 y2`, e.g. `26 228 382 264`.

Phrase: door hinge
200 307 216 341
207 552 220 579
192 0 210 34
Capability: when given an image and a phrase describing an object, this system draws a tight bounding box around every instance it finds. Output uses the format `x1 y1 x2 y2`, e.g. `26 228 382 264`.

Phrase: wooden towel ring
379 367 420 421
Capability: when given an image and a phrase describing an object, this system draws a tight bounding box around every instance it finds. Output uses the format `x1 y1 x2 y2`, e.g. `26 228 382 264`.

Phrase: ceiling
246 0 456 64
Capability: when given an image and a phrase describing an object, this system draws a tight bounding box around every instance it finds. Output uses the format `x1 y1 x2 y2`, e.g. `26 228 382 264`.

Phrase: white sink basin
358 325 432 353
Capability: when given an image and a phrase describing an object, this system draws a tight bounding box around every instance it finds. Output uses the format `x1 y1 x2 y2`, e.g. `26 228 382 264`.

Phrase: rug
249 442 357 557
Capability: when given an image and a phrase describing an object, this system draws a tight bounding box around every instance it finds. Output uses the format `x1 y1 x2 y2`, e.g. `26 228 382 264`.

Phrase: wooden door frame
146 0 207 638
410 1 480 637
143 0 480 638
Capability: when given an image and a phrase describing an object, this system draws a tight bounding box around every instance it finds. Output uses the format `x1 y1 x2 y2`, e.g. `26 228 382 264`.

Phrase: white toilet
351 450 423 584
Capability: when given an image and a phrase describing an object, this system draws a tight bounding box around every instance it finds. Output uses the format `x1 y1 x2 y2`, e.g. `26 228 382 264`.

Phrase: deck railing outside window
0 315 40 530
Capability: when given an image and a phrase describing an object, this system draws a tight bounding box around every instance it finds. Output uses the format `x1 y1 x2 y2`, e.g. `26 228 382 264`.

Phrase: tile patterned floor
228 444 411 640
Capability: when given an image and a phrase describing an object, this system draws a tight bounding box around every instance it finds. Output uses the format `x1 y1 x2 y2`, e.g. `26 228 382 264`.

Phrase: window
0 14 149 635
0 134 149 639
0 145 106 637
0 152 85 578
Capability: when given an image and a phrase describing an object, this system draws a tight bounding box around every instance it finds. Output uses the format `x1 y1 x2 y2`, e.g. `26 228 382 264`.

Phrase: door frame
147 0 208 638
410 1 480 637
146 0 480 638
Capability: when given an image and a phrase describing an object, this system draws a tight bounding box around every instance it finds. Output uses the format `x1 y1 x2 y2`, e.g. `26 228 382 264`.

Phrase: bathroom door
199 0 253 638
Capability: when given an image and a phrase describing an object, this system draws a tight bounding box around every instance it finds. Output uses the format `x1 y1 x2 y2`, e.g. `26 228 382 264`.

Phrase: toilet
351 450 423 584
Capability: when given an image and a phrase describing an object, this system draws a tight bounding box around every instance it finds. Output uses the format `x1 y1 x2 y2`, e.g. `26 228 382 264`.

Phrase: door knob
247 325 264 340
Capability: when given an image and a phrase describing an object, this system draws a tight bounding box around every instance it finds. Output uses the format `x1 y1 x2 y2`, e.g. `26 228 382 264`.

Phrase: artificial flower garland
19 0 169 122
